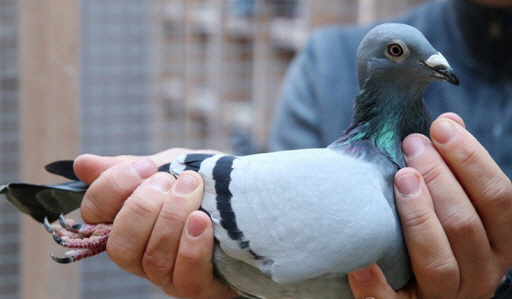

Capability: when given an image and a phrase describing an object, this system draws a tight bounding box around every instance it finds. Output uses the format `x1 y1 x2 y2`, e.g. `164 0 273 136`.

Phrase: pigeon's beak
430 64 460 86
421 52 460 85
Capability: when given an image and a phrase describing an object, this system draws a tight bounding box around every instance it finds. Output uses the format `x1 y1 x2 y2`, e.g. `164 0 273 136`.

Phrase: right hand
74 148 237 299
348 114 512 299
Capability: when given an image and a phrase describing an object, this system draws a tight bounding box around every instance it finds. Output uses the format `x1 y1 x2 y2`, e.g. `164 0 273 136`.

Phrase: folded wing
170 148 397 284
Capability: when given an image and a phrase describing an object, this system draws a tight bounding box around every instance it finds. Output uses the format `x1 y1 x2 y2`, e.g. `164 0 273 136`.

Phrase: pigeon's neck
330 81 431 168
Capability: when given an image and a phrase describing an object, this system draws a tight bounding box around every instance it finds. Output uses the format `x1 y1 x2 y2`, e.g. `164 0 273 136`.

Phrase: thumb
348 263 397 299
171 211 238 299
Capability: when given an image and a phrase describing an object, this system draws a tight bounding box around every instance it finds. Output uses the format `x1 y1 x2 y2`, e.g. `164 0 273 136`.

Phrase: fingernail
396 173 420 197
149 173 173 192
173 174 198 196
130 159 155 179
402 135 426 158
187 215 205 238
351 267 373 283
432 120 458 144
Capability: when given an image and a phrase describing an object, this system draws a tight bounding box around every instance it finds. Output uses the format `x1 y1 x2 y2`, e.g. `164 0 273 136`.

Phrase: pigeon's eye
387 43 404 57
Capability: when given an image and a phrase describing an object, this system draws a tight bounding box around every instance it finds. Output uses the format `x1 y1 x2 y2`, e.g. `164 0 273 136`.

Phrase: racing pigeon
1 23 459 299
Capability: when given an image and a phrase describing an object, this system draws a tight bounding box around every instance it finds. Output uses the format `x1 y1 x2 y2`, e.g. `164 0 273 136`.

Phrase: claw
51 247 106 263
71 223 83 230
51 254 73 264
56 214 83 232
43 217 53 234
52 233 64 245
59 214 67 228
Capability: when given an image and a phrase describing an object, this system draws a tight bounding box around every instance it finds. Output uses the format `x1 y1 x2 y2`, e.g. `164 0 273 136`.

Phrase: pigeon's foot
44 214 111 263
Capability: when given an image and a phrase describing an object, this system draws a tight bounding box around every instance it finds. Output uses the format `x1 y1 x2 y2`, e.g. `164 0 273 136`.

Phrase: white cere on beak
425 52 450 69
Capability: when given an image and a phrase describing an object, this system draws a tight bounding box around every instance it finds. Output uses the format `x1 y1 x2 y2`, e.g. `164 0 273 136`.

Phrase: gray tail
1 160 86 223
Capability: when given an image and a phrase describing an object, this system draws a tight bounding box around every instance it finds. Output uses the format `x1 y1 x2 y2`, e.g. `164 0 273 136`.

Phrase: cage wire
0 1 425 298
0 1 20 298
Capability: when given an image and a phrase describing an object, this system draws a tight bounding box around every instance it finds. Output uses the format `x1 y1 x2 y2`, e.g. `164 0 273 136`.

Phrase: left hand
348 114 512 299
74 149 237 299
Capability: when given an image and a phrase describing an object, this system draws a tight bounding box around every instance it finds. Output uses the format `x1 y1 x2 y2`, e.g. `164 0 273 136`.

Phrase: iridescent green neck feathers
331 80 432 168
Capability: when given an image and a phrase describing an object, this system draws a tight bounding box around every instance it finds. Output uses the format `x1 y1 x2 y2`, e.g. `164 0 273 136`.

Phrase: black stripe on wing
184 153 215 171
159 153 262 259
158 153 216 174
157 153 215 176
213 156 262 260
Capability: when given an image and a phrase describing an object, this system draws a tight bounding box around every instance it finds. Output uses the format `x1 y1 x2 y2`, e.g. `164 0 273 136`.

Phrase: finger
74 148 224 185
394 168 459 297
438 112 465 128
73 149 197 185
107 172 175 277
170 211 238 299
402 134 491 291
74 154 129 185
348 264 397 299
430 117 512 258
80 158 158 223
142 171 204 287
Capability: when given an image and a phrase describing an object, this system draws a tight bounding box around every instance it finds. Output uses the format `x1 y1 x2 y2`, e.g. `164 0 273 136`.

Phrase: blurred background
0 0 425 298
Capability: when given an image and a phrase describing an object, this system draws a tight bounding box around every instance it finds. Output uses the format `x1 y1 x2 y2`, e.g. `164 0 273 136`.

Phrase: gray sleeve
269 36 323 151
269 26 365 152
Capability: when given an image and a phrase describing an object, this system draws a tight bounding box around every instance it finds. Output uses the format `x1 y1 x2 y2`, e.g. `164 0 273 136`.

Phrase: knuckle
124 193 160 219
173 276 203 298
442 212 481 239
177 248 203 269
400 204 433 229
107 236 135 268
158 202 187 226
418 162 445 187
101 170 128 195
456 145 484 169
142 250 174 286
481 176 512 210
421 255 459 287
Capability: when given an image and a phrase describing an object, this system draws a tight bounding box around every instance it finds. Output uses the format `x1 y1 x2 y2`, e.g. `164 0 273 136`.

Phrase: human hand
348 113 512 299
73 149 237 299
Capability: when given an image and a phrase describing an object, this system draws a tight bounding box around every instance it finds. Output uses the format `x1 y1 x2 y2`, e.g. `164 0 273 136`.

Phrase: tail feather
44 160 80 181
1 160 86 223
2 154 219 224
1 182 86 223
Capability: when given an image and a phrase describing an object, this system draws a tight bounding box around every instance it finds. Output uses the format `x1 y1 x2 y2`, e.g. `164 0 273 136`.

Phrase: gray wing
171 149 397 284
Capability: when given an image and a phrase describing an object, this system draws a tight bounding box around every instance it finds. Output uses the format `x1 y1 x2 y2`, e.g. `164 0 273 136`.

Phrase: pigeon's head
356 23 459 90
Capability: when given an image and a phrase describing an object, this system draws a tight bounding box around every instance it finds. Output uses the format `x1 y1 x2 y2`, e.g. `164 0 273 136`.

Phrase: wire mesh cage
0 1 426 298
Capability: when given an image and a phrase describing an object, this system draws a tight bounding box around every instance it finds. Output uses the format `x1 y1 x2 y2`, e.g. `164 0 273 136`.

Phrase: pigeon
1 23 459 299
